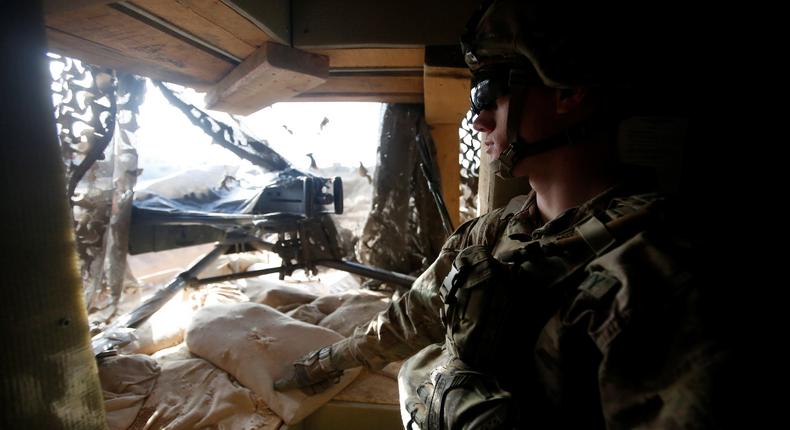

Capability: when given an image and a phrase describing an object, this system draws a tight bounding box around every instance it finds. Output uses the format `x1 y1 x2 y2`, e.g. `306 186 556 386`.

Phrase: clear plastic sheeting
134 170 265 215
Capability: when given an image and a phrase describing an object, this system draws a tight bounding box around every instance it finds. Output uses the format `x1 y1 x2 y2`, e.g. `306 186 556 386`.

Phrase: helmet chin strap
493 133 575 179
491 85 527 179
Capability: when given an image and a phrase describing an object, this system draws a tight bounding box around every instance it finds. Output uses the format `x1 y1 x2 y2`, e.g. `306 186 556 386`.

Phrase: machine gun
90 82 419 355
92 173 417 355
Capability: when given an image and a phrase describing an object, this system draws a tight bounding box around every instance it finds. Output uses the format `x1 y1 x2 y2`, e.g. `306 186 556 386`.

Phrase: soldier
275 1 726 428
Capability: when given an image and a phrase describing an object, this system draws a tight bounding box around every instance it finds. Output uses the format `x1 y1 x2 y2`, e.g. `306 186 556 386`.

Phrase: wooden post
423 64 470 228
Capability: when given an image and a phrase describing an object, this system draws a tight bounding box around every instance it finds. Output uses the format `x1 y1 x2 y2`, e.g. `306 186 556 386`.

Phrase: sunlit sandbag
186 302 360 424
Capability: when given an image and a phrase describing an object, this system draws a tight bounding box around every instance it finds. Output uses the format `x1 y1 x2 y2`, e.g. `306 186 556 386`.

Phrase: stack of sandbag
283 289 391 336
242 279 319 312
318 290 391 336
119 283 247 355
97 352 280 430
186 302 361 425
131 357 279 429
98 354 160 430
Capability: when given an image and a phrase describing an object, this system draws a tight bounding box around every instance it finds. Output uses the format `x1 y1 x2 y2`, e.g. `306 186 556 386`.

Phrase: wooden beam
46 27 217 89
423 63 470 226
43 0 118 15
309 48 424 70
205 42 329 115
45 3 234 86
429 124 461 228
292 93 423 103
175 0 271 47
424 65 470 125
128 0 270 60
307 74 423 95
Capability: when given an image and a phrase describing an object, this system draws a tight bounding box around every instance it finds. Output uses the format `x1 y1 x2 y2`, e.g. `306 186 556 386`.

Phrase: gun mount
93 174 415 355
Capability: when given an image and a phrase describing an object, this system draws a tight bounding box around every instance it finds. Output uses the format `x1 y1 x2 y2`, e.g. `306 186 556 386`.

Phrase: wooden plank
292 93 423 103
130 0 270 52
43 0 117 15
295 74 423 102
205 42 329 115
46 27 216 90
424 65 471 125
309 48 424 69
180 0 270 47
45 3 234 86
129 0 260 60
429 124 462 228
423 65 470 226
307 75 423 95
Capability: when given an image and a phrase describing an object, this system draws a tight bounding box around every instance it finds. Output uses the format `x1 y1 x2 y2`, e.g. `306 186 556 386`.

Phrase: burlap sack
151 343 194 364
98 354 160 430
241 278 318 312
119 284 248 355
286 303 327 325
186 303 360 424
131 357 280 430
319 291 390 337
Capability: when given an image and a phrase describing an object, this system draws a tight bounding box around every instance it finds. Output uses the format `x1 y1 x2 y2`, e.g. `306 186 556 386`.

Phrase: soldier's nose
472 111 495 134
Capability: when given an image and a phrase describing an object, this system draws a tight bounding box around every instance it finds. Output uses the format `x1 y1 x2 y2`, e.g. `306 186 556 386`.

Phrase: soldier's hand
273 346 344 395
415 358 513 429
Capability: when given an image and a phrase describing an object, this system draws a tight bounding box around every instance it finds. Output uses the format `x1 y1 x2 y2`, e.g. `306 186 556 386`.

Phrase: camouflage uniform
329 183 726 429
274 1 727 426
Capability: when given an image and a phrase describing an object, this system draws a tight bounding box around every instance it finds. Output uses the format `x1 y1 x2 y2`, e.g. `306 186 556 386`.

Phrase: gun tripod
91 212 416 355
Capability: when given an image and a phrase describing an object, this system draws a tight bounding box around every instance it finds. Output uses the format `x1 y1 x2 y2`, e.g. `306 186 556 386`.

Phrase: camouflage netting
459 108 481 223
357 104 446 282
50 54 145 322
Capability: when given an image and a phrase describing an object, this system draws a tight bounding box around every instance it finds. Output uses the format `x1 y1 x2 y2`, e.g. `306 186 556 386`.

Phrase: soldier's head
463 0 639 178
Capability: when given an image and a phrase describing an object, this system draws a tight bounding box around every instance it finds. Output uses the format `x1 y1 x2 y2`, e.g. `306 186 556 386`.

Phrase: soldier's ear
555 88 587 114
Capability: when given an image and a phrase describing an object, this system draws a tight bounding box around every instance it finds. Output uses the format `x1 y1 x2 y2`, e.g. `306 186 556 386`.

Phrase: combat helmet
461 0 636 177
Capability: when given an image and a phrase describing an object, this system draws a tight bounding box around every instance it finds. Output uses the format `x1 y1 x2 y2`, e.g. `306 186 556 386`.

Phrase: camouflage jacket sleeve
331 208 510 370
557 229 729 429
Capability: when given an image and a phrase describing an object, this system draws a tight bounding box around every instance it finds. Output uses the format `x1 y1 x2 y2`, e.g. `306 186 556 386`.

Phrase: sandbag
131 357 280 430
97 354 160 430
286 303 326 325
319 291 391 337
119 283 247 355
241 278 318 311
151 343 194 364
186 303 360 424
311 291 358 315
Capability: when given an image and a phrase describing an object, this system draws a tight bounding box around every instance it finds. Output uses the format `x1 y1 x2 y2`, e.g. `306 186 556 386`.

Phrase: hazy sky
136 80 383 180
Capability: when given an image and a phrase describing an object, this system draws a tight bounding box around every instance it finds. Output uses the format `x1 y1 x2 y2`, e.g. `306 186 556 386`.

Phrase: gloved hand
414 357 512 430
273 346 345 395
